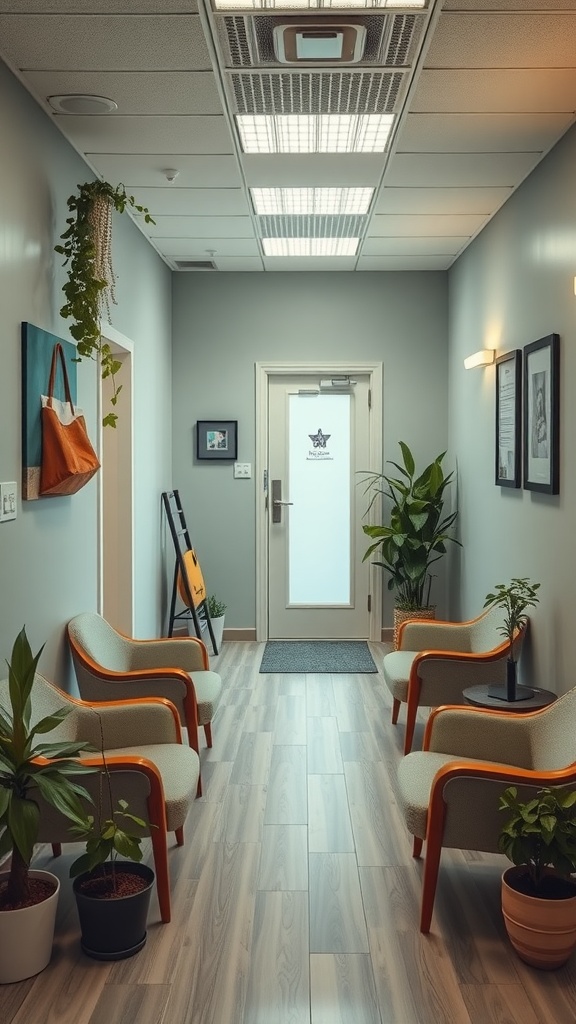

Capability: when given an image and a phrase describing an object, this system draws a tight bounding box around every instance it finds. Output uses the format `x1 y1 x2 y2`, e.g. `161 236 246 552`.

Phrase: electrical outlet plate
0 481 17 522
233 462 252 479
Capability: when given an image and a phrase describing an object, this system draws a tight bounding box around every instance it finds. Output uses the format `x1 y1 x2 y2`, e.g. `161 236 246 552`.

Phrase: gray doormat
259 640 377 674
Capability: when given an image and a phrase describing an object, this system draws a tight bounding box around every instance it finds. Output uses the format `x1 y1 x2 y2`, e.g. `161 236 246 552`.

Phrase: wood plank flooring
3 641 576 1023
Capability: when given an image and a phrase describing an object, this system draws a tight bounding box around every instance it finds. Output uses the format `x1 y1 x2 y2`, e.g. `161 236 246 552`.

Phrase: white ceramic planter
0 869 60 984
210 615 225 653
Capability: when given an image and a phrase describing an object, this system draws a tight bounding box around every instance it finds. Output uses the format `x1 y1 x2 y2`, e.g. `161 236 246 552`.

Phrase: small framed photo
495 349 522 488
196 420 238 461
523 333 560 494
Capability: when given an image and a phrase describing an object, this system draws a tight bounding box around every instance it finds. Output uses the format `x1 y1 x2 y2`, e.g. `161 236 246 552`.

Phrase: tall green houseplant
55 180 154 427
362 441 460 612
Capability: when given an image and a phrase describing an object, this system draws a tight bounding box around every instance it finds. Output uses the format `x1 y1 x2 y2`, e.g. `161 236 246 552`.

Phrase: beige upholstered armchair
0 672 200 924
396 687 576 934
67 612 223 795
383 605 526 753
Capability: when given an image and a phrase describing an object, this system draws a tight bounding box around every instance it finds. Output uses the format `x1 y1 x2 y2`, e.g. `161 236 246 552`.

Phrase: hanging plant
55 181 154 427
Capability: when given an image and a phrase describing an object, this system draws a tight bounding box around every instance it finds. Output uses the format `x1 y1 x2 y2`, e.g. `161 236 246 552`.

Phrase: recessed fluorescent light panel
251 187 374 215
237 114 394 154
214 0 424 9
262 238 359 256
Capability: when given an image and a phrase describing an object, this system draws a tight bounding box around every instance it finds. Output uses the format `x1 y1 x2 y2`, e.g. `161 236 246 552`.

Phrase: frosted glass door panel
288 393 350 605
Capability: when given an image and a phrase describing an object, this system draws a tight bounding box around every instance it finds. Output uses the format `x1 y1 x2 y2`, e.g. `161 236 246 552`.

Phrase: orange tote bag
39 343 100 496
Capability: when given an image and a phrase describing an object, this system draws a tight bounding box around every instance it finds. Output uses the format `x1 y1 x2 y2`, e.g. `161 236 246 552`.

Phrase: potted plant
68 713 154 961
499 784 576 969
54 180 154 427
207 594 227 654
361 441 460 647
483 577 540 701
0 627 93 983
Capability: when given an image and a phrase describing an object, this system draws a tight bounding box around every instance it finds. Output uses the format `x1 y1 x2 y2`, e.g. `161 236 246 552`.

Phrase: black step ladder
162 489 218 654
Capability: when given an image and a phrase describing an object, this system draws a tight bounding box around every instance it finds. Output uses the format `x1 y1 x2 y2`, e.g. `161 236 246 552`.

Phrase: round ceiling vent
47 94 118 114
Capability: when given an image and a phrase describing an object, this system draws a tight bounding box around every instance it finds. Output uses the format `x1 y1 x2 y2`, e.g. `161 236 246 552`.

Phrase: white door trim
255 361 383 642
97 322 135 636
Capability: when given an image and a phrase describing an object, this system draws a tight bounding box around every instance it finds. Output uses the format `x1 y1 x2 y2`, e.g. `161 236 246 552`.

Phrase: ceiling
1 0 576 273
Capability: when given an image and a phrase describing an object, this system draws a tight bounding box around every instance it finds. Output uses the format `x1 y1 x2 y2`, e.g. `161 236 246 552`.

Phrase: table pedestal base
486 684 535 702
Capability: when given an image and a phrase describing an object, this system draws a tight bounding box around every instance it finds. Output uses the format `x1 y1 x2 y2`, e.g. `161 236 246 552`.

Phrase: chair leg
204 722 213 748
404 700 418 755
413 836 423 859
420 831 443 934
150 823 171 924
196 771 203 799
175 826 184 847
51 843 62 858
391 698 401 725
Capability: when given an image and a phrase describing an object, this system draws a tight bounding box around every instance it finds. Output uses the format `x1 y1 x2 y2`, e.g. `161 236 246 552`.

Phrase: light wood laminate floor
3 641 576 1023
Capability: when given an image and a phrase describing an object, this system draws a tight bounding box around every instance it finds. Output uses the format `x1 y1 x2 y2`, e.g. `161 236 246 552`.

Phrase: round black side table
463 685 557 711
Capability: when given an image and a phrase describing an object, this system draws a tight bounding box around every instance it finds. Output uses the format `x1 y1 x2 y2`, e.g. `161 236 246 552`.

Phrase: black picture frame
196 420 238 461
523 333 560 494
495 349 522 488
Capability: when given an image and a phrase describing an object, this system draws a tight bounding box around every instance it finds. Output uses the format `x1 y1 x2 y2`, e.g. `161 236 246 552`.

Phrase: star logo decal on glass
309 427 331 448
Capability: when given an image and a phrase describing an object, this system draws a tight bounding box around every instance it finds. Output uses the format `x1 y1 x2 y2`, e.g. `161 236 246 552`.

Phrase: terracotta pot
0 869 60 984
393 606 436 650
501 866 576 970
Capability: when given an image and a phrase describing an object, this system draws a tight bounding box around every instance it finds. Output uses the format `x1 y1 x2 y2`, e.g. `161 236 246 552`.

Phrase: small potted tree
0 628 93 983
68 712 154 960
499 784 576 969
483 577 540 701
361 441 460 647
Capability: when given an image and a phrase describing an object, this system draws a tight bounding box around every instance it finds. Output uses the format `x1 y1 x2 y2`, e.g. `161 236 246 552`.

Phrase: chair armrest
399 620 473 652
128 636 209 672
71 697 183 749
424 704 538 767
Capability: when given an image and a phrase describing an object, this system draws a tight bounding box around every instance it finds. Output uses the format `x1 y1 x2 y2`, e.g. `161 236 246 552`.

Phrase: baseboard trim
223 628 257 642
381 627 393 642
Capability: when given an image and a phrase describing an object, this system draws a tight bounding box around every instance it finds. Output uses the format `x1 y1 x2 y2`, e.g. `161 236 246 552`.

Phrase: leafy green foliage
68 798 146 880
0 628 94 907
483 578 540 659
207 595 227 618
499 785 576 891
360 441 460 611
55 180 154 427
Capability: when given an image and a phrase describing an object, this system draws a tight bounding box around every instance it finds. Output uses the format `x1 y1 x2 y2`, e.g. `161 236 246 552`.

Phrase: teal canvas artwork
21 322 77 500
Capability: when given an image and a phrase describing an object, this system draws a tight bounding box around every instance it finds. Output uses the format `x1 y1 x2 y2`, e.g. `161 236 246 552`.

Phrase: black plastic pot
73 861 155 961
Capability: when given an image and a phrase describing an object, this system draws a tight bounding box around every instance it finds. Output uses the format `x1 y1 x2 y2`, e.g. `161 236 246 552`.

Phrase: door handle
271 480 292 523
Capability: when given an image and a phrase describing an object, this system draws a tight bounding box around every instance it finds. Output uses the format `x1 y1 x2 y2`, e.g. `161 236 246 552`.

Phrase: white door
267 373 372 639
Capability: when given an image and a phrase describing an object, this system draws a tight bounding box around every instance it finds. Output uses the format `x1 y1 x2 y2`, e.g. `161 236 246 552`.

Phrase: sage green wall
448 123 576 695
171 272 449 630
0 60 173 685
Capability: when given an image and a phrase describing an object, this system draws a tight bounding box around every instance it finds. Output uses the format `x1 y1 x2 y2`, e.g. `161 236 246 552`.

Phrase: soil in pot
74 862 155 961
0 875 57 911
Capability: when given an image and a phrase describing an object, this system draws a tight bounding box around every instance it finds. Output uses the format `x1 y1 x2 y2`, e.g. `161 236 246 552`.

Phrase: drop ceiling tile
362 236 468 257
263 257 357 271
0 15 210 71
385 152 541 188
375 186 512 215
443 0 576 10
154 237 259 257
148 216 254 239
87 155 243 189
0 2 198 10
242 155 384 188
412 69 576 114
396 112 573 154
212 257 264 271
53 115 234 155
25 71 223 116
357 256 452 271
426 14 576 69
129 188 249 216
369 213 484 237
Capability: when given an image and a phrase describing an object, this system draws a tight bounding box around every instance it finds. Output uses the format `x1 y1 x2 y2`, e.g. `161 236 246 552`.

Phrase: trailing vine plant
55 180 154 427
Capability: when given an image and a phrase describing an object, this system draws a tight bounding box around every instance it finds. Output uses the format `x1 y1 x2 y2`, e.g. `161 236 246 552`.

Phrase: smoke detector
273 19 367 65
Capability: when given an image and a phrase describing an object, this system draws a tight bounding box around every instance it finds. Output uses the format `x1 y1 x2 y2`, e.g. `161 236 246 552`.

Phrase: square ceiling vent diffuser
273 20 367 64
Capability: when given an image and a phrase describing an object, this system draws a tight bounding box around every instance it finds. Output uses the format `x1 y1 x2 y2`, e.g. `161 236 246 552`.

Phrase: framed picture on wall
495 349 522 488
523 333 560 494
196 420 238 460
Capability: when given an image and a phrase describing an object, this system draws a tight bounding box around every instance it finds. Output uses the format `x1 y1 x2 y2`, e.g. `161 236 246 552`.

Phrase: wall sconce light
463 349 495 370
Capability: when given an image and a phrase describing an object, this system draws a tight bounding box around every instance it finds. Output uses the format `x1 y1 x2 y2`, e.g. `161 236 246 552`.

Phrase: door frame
255 361 383 642
97 322 135 636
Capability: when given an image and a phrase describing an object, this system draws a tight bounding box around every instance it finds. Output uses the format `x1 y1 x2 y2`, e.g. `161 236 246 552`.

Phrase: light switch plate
234 462 252 479
0 481 17 522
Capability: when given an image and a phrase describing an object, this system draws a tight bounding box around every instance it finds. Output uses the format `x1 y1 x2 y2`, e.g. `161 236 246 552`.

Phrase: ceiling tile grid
0 1 575 271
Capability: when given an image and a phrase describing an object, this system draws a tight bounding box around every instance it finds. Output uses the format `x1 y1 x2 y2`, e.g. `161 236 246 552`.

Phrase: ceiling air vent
231 70 405 116
173 260 217 271
272 20 367 65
